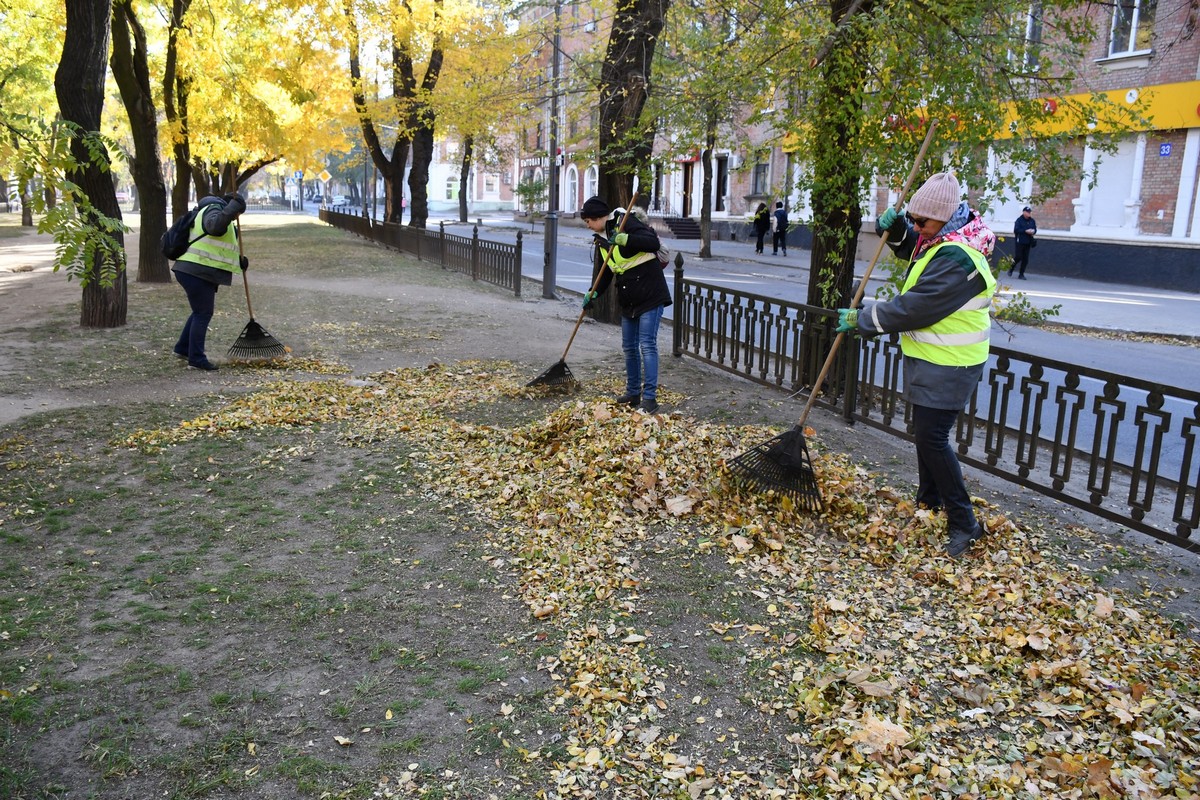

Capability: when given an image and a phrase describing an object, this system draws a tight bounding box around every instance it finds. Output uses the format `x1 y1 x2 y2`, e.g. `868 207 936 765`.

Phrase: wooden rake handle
236 220 256 320
558 191 640 361
796 119 940 428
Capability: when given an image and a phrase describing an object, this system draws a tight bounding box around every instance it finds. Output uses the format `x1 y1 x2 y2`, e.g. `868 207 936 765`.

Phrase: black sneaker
615 392 641 406
946 523 985 558
187 360 218 372
638 398 659 414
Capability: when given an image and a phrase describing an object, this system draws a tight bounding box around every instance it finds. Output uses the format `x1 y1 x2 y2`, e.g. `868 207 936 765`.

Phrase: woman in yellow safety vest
579 195 672 414
171 192 249 371
836 173 997 559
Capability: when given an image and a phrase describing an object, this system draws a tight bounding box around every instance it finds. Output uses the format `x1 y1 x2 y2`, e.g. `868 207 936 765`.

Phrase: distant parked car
331 195 349 206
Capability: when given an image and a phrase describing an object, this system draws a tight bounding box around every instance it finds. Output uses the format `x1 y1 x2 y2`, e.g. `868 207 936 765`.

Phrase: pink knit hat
907 172 961 222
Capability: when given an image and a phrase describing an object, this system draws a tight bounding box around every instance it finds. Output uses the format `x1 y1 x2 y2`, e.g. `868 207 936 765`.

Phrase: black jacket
594 213 672 318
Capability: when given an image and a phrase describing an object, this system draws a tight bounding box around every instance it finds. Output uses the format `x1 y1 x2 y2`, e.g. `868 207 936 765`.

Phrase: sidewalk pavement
447 215 1200 339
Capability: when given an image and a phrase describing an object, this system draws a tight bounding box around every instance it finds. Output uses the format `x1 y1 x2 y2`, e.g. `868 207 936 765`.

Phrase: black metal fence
320 208 523 297
671 266 1200 553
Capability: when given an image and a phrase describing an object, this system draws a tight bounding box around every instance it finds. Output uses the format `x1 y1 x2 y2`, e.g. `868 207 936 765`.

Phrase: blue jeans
621 305 664 402
174 271 218 364
911 404 978 534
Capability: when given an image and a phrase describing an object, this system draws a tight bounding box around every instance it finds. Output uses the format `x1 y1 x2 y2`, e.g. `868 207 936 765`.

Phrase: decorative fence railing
319 208 523 297
671 267 1200 553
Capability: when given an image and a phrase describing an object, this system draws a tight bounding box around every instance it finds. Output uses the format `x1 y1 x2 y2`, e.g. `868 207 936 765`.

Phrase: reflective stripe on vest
181 212 241 272
899 242 995 367
604 248 656 275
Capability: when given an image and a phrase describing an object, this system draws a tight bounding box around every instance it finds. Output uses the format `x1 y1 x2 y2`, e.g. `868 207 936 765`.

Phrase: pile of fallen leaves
116 361 1200 799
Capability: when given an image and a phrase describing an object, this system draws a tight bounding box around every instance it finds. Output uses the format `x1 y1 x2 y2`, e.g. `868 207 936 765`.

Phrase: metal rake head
227 319 288 361
525 359 579 389
727 426 823 513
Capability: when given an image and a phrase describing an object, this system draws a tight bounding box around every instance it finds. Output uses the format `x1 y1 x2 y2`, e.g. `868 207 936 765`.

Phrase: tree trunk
111 0 170 282
458 135 473 222
806 0 873 311
597 0 669 204
18 176 33 227
408 119 434 228
163 0 194 221
800 0 874 392
698 115 717 259
55 0 127 329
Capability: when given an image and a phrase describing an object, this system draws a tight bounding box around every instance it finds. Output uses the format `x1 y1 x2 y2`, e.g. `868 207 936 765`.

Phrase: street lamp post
542 0 561 300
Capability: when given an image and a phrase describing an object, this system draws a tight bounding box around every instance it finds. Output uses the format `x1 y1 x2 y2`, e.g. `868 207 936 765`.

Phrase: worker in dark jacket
837 173 997 558
171 193 248 371
580 195 672 414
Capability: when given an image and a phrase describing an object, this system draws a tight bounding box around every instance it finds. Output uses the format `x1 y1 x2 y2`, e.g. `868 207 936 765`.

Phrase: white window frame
1109 0 1155 57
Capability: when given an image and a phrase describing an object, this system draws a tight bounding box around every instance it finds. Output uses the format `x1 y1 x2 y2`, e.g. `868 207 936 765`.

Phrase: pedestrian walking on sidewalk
1010 206 1037 279
837 173 997 558
751 202 770 254
772 201 788 256
171 192 249 371
579 196 672 414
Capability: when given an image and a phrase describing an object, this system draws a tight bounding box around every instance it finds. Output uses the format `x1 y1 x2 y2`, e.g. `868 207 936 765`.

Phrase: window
445 178 457 201
565 167 578 212
1110 0 1155 56
585 166 598 200
484 174 498 196
1010 2 1043 69
752 163 769 196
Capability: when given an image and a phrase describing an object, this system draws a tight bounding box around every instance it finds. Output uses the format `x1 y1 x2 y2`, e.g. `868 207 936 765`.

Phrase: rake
727 121 939 511
227 220 288 361
526 192 639 389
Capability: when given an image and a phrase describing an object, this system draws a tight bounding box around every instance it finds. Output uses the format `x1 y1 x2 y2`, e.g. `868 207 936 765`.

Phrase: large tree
757 0 1143 310
651 0 774 256
0 0 63 228
344 0 456 228
110 0 169 282
596 0 671 204
55 0 127 328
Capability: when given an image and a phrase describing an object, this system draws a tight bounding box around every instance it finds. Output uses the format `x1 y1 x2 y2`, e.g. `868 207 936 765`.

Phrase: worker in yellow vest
580 196 672 414
837 173 997 558
171 192 248 371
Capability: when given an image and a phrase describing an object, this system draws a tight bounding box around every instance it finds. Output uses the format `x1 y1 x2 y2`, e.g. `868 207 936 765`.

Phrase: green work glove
611 232 629 247
878 208 898 229
835 308 859 333
582 290 598 310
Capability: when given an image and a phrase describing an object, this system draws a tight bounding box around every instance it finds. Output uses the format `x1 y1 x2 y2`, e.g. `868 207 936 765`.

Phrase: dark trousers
1011 242 1031 276
772 229 787 254
911 404 978 534
174 271 218 364
754 230 767 253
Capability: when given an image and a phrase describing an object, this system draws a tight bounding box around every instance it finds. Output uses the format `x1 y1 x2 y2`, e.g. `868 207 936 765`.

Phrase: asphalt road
431 215 1199 392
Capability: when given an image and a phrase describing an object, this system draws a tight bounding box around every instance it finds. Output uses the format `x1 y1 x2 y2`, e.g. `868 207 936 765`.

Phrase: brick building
506 2 1198 287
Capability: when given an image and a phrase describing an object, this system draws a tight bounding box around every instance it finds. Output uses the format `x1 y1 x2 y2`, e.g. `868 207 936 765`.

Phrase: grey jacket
857 214 990 410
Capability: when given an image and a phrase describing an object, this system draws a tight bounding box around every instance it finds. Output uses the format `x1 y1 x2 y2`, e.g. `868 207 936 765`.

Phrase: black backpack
160 205 207 260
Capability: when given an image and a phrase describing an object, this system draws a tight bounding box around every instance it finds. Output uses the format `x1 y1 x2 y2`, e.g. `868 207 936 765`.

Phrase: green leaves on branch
20 120 129 289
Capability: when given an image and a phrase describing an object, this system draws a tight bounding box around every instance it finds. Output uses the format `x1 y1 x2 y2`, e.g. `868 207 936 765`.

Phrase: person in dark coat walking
1010 206 1037 279
751 202 770 254
579 195 672 414
772 201 788 256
